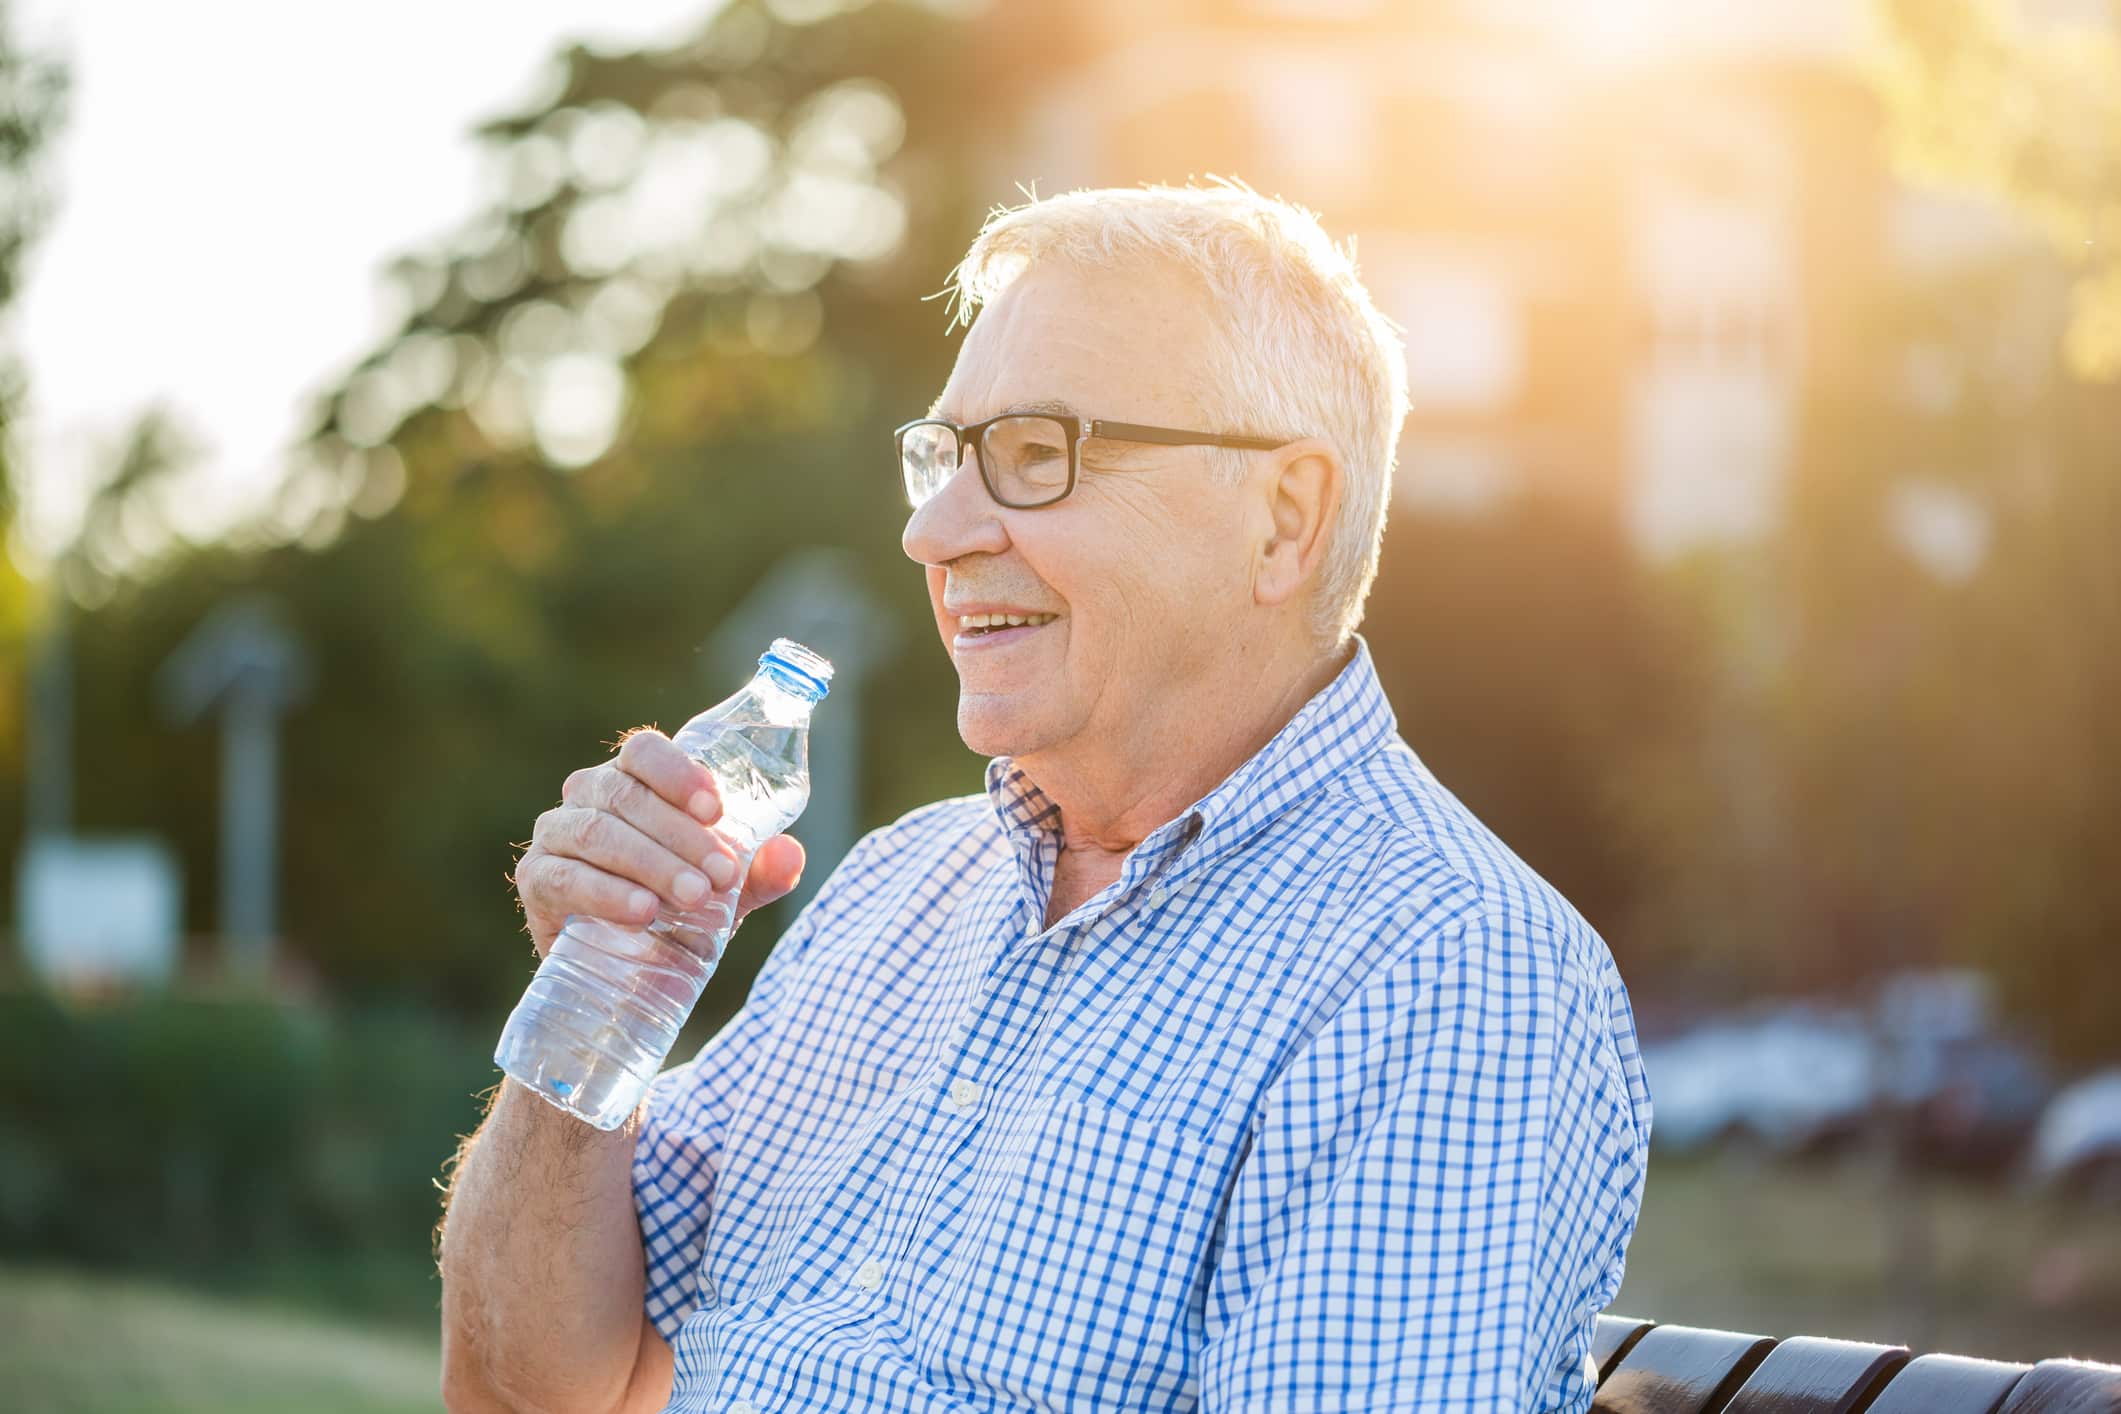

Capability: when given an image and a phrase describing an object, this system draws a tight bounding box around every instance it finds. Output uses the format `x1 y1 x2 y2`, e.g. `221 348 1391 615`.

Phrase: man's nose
902 442 1008 566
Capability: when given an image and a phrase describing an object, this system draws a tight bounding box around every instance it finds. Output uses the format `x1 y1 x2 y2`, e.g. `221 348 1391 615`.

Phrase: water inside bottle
496 644 822 1129
496 916 710 1127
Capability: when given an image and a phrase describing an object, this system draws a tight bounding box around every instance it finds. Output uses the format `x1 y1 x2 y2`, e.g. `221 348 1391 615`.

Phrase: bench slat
1720 1335 1910 1414
1863 1353 2033 1414
1591 1323 1777 1414
1595 1315 1659 1381
1996 1357 2121 1414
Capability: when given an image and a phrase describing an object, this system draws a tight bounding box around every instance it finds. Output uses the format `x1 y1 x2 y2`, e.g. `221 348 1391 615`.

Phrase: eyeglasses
895 411 1289 511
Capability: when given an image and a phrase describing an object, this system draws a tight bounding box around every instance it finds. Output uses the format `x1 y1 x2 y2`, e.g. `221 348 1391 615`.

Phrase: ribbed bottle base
494 916 717 1130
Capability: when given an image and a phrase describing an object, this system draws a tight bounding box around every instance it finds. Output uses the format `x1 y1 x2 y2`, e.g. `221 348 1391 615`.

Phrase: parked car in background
1641 969 2056 1173
1876 969 2055 1175
1904 1031 2055 1174
1640 1002 1874 1157
2024 1069 2121 1202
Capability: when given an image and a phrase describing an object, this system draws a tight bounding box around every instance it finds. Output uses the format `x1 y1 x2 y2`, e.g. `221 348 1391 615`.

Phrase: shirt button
950 1077 981 1108
851 1258 885 1291
1149 885 1169 908
728 1402 761 1414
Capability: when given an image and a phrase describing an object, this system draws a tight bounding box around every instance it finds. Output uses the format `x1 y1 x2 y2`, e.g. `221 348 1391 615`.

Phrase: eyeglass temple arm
1084 420 1286 451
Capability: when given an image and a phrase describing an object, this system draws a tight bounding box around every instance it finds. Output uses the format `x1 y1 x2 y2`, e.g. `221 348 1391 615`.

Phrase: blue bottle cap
760 638 833 702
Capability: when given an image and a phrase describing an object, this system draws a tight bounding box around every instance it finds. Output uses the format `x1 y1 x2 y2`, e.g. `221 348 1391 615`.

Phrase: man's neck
1017 640 1354 876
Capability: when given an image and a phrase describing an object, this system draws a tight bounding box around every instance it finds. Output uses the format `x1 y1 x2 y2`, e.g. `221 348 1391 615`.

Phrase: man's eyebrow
927 397 1083 423
1009 398 1081 418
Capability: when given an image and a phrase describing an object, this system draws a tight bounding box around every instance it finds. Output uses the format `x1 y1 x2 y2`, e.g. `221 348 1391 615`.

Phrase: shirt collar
983 633 1399 892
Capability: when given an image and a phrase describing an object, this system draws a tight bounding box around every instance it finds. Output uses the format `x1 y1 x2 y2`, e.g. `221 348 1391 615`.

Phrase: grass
1615 1145 2121 1363
0 1263 441 1414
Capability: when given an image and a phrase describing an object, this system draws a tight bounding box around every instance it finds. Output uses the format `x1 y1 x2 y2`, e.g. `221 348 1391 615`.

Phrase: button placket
937 913 1078 1126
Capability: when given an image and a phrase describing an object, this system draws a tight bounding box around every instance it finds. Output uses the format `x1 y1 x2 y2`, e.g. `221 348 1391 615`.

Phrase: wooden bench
1589 1313 2121 1413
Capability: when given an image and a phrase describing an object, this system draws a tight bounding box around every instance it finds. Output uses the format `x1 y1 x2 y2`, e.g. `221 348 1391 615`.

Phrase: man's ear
1253 437 1342 609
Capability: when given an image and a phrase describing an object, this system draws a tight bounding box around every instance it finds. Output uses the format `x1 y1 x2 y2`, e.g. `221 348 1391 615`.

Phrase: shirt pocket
912 1094 1226 1414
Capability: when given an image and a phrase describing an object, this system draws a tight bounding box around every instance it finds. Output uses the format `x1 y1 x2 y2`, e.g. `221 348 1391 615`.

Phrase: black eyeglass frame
895 412 1290 510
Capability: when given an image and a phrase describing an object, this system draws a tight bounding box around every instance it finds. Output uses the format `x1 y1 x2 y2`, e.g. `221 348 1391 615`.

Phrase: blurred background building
977 0 1884 550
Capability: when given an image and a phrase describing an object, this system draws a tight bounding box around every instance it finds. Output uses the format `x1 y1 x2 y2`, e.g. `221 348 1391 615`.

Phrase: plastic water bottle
495 638 832 1129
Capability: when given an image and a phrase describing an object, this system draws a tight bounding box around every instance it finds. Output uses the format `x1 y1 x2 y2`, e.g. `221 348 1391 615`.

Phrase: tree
0 1 66 860
0 0 64 316
1875 0 2121 380
1365 495 1712 981
58 0 989 1015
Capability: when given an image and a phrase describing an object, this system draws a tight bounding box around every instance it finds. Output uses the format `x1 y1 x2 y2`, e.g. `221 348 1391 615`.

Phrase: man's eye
1020 445 1062 460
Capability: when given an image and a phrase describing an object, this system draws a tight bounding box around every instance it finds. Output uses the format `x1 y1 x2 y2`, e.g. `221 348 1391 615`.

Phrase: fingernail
704 854 737 890
688 790 718 822
672 871 707 903
628 888 657 918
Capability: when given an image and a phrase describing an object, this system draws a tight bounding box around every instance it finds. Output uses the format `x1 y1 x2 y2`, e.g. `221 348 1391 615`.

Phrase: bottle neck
748 671 817 725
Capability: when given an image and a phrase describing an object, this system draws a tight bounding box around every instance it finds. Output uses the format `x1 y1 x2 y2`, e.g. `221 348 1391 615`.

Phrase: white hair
940 179 1409 650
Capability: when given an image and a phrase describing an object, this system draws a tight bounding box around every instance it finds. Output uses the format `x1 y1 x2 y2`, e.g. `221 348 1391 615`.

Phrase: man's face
901 258 1262 764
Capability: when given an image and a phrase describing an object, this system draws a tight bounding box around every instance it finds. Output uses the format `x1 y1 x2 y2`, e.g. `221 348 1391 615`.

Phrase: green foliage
0 990 492 1288
0 0 66 313
1874 0 2121 379
37 0 985 1013
0 1 68 821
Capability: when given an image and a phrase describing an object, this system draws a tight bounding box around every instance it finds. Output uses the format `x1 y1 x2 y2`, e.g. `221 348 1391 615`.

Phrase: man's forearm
437 1079 674 1414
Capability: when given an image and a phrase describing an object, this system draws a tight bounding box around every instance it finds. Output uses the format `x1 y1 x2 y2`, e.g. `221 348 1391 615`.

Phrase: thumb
734 834 805 926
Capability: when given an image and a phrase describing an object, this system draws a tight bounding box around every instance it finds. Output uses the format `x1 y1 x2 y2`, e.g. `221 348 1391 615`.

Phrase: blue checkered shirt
633 635 1653 1413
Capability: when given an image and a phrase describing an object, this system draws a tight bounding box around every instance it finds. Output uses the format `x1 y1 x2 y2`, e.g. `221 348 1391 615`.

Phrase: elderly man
440 184 1653 1414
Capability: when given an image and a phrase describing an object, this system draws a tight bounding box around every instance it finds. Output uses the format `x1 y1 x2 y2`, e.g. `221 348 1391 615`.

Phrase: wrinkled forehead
931 255 1226 427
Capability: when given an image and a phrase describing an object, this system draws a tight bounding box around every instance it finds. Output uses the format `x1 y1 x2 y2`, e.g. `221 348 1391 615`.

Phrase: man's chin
956 696 1042 760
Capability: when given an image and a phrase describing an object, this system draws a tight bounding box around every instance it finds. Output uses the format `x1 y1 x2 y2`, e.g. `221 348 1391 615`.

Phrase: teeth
959 612 1057 630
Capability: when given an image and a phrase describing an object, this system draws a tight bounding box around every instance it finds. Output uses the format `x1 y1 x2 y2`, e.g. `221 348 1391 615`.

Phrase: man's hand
443 727 806 1414
512 727 807 956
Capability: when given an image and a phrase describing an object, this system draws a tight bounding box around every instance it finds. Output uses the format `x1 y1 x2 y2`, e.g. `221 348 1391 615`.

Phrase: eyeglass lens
902 416 1071 508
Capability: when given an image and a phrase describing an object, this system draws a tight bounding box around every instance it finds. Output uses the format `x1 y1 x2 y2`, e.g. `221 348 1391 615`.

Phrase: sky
5 0 719 565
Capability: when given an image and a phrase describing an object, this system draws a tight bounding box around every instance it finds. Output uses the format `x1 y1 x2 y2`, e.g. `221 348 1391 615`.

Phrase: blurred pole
1877 985 1937 1350
1875 463 1991 1348
156 598 312 980
798 673 860 920
219 686 280 973
1873 608 1935 1352
708 548 900 919
24 594 70 839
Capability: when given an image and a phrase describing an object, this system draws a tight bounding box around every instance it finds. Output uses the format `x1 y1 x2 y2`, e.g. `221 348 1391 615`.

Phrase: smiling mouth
955 611 1059 636
953 614 1060 649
